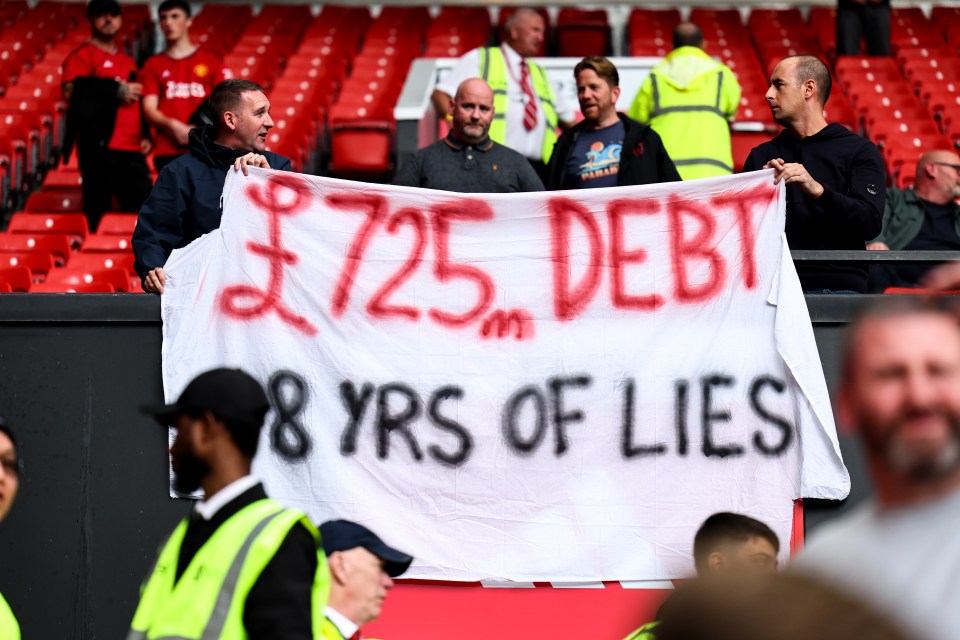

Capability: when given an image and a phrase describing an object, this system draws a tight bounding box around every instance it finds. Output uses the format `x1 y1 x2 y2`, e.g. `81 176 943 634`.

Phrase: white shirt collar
324 606 359 639
194 474 260 521
501 42 523 66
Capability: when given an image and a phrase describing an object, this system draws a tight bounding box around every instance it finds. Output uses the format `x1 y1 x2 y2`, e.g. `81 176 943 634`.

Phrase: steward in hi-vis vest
131 368 330 640
432 8 572 172
628 22 741 180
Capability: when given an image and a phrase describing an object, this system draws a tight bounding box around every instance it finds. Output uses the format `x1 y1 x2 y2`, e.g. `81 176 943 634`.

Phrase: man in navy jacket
133 79 291 294
744 55 884 293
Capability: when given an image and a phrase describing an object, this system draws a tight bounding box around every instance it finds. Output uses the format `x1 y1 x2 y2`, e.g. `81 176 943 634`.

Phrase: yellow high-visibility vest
623 620 660 640
629 47 741 180
127 499 330 640
0 591 20 640
479 47 558 163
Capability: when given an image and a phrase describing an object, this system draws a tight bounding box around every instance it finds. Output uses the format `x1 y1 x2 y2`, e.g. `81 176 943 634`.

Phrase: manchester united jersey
62 42 143 153
141 48 230 157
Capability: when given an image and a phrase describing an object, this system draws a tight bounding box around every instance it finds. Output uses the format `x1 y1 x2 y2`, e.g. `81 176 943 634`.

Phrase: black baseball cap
140 368 270 429
87 0 121 18
320 520 413 577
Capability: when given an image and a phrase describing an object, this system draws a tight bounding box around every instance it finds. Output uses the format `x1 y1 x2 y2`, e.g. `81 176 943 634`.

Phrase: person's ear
222 110 237 132
328 551 350 584
612 85 621 103
706 551 726 573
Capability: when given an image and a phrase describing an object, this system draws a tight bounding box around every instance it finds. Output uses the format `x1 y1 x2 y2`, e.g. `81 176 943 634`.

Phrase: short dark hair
0 416 16 452
158 0 191 17
209 79 266 132
693 512 779 574
673 23 704 49
840 296 959 383
788 55 832 106
574 56 619 88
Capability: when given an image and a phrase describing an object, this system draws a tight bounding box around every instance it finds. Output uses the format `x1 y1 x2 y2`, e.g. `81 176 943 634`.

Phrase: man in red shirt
141 0 229 172
62 0 152 231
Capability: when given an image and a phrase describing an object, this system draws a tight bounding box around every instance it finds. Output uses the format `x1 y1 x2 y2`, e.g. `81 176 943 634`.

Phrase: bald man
432 9 573 180
394 78 544 192
867 150 960 288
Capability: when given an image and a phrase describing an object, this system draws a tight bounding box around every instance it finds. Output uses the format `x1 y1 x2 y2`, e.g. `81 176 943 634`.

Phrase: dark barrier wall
0 294 870 638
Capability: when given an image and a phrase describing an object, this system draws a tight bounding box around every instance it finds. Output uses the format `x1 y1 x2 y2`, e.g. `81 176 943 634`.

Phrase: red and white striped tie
520 60 538 131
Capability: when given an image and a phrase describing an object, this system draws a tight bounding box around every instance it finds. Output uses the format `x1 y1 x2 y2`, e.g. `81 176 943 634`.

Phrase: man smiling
547 57 679 190
794 298 960 640
133 79 291 294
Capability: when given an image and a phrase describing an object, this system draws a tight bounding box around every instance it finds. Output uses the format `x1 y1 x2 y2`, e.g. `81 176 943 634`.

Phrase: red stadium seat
0 282 11 293
96 213 137 236
0 233 70 264
556 8 611 57
29 280 116 293
66 251 134 272
0 266 31 291
25 190 83 212
7 212 88 247
0 251 53 279
44 266 130 292
81 233 132 253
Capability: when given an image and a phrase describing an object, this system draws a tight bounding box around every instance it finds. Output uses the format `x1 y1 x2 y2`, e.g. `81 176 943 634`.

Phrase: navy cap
87 0 121 17
140 368 270 429
320 520 413 577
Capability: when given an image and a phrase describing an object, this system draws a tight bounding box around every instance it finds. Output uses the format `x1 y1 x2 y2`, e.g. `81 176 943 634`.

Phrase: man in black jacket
743 55 884 293
547 57 680 190
133 79 291 294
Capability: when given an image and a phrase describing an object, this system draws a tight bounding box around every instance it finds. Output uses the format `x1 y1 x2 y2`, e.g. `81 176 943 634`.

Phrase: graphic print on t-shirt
565 121 625 189
579 140 621 181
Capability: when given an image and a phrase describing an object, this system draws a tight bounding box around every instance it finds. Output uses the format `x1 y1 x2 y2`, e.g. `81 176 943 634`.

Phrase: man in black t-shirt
546 57 680 190
868 150 960 289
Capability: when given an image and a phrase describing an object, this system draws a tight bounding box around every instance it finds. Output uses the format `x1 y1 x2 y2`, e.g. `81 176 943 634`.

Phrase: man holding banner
743 55 884 294
133 79 291 295
546 57 680 190
393 78 544 193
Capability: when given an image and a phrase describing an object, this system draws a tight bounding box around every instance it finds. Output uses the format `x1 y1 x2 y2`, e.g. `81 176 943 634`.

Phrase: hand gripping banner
160 168 849 582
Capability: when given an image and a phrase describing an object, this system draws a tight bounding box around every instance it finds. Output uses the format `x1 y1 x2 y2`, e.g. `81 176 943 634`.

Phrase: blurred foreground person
794 297 960 640
624 512 779 639
128 368 329 639
654 571 906 640
0 418 21 639
319 520 412 640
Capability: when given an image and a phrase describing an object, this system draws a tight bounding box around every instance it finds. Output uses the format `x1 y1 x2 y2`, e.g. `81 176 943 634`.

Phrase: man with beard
129 368 329 639
867 150 960 289
394 78 543 192
743 55 884 293
546 57 680 190
793 297 960 640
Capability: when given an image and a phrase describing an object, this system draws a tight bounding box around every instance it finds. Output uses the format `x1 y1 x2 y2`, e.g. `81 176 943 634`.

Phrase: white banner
161 168 849 582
